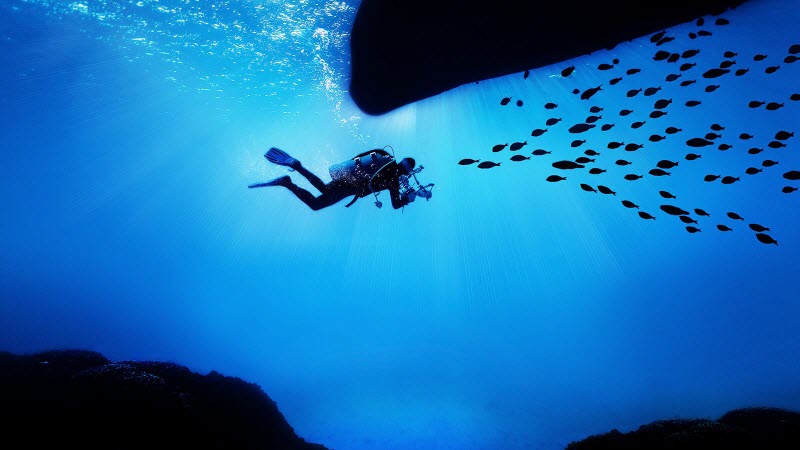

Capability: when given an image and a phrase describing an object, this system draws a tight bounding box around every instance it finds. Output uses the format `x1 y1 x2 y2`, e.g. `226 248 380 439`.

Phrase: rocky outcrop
566 407 800 449
349 0 749 115
0 349 327 450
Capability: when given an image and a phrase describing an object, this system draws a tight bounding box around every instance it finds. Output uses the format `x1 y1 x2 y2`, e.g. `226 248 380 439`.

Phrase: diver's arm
389 180 408 209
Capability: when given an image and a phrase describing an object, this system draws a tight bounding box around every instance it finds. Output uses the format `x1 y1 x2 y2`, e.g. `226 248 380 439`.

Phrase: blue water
2 0 800 448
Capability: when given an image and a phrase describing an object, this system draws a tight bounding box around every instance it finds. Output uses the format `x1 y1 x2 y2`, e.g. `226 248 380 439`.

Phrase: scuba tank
329 150 395 184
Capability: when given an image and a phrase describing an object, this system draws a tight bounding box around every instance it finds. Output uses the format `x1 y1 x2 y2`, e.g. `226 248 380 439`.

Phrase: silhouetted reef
0 349 327 450
349 0 749 115
567 407 800 449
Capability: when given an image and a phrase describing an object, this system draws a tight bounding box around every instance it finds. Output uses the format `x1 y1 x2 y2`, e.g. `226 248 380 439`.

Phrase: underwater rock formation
0 349 327 450
349 0 749 115
566 406 800 449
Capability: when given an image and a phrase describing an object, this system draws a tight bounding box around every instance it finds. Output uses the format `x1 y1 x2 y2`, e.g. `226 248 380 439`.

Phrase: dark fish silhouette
627 68 641 75
680 63 696 71
721 176 739 184
649 135 666 142
524 70 530 79
665 127 682 134
754 54 767 61
478 161 500 169
616 160 632 166
516 100 524 107
739 133 754 140
661 205 689 215
748 100 765 108
571 140 587 148
689 32 697 39
659 190 677 199
650 30 667 42
569 123 596 134
644 87 662 96
552 160 584 170
680 216 698 224
656 36 675 46
590 106 603 113
561 67 575 77
585 115 602 124
695 208 710 216
608 141 625 149
748 147 764 154
686 153 702 160
654 50 671 61
610 77 623 85
632 121 646 129
511 155 530 161
769 141 787 148
698 30 712 37
545 102 558 109
745 167 762 175
765 66 780 74
687 138 713 147
546 175 566 182
762 160 778 167
589 168 607 175
710 124 725 131
705 132 722 140
791 94 800 101
775 131 794 140
704 174 721 182
510 141 528 151
789 56 800 64
665 73 682 82
575 157 594 164
703 68 730 78
719 60 736 69
493 143 508 152
727 212 744 221
649 168 669 176
597 185 616 195
686 100 702 107
546 118 562 126
580 184 597 193
584 150 600 156
627 88 643 97
682 49 700 58
624 174 643 180
620 109 634 116
501 97 512 105
705 84 721 92
680 80 697 87
686 226 701 233
735 68 749 76
598 63 614 71
654 99 672 109
723 51 737 58
749 224 770 232
532 149 552 156
459 158 480 165
668 54 681 64
531 128 548 137
638 211 656 220
790 44 800 54
625 143 643 151
755 233 778 245
573 88 581 94
581 85 603 100
601 124 615 131
718 144 733 151
784 171 800 180
622 200 639 209
782 186 798 193
657 160 679 169
766 102 784 111
717 224 733 231
649 111 668 118
715 18 730 25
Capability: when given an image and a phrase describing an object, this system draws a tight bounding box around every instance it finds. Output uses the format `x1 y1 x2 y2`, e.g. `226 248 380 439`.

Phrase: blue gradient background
1 0 799 449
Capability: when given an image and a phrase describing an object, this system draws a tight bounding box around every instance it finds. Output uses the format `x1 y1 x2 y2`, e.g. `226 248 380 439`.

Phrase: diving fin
265 147 298 170
248 175 290 189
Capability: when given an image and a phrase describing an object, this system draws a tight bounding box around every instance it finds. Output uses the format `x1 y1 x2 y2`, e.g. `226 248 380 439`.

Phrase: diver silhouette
249 147 434 211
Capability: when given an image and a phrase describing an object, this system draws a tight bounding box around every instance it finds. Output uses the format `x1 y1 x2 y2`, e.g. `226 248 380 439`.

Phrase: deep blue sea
2 0 799 449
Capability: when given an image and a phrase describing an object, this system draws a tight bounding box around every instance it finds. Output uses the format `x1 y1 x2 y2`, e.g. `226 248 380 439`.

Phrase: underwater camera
369 146 434 209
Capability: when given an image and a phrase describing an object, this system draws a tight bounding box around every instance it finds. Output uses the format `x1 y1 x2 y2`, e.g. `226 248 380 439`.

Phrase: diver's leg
292 164 328 192
283 180 353 211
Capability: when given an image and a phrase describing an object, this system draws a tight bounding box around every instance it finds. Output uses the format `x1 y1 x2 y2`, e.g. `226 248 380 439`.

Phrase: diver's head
399 157 416 175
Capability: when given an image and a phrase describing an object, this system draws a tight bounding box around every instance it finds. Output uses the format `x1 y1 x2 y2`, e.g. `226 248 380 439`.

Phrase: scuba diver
248 147 434 211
